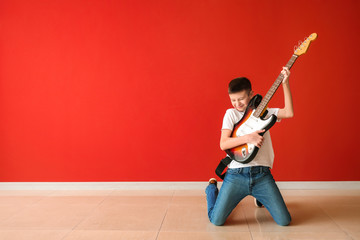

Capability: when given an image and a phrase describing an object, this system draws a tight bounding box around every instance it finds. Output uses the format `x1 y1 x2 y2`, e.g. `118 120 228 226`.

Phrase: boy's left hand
281 67 290 84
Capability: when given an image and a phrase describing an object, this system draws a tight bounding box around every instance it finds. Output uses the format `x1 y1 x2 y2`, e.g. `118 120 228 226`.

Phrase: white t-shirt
222 108 280 169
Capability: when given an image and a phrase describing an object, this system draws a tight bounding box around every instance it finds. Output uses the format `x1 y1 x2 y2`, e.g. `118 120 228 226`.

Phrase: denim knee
275 214 291 226
210 217 226 226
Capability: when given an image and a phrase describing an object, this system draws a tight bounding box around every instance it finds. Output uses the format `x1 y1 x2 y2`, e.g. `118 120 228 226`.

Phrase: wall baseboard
0 181 359 190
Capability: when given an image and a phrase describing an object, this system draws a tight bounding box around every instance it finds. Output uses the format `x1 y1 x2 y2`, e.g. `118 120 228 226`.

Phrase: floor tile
49 190 113 196
0 196 45 222
97 195 172 206
0 191 53 196
0 196 105 230
170 194 206 206
161 203 249 232
173 190 204 196
243 195 344 232
63 230 157 240
0 230 69 240
251 231 353 240
110 190 174 196
75 196 170 231
348 231 360 240
0 188 359 239
321 205 360 233
294 190 360 197
157 231 252 240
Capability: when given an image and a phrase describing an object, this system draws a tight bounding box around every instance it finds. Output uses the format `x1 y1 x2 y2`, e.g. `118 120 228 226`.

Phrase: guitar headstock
294 33 318 56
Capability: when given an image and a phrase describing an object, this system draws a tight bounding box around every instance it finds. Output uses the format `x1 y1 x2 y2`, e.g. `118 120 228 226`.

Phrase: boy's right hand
247 130 265 148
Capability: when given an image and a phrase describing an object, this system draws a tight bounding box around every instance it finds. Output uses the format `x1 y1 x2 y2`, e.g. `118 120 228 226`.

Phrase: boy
206 67 293 226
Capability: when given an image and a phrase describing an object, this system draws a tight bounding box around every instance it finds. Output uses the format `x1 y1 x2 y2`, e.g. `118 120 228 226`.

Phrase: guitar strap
215 156 232 180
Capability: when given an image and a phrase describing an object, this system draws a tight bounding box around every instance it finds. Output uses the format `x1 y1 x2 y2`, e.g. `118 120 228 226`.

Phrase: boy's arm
220 129 265 151
277 67 294 120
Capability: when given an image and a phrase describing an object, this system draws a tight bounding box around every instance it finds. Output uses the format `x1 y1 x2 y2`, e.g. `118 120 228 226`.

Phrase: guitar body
225 94 277 164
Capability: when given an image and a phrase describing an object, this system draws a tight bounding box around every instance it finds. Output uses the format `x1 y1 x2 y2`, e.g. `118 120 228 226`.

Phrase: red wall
1 0 359 181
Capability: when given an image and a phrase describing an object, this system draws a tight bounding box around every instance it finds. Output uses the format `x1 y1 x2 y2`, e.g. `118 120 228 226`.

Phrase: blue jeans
205 166 291 226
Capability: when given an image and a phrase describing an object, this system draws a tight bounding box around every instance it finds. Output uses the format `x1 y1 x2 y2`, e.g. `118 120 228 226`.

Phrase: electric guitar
225 33 317 163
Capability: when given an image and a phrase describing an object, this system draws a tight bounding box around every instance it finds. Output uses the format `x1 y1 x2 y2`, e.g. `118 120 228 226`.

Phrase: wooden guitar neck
253 54 298 118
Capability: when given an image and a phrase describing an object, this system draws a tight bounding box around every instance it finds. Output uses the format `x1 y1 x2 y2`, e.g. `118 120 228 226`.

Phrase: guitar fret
254 54 298 118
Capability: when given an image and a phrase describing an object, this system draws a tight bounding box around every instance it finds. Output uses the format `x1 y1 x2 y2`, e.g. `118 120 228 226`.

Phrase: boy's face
229 90 253 112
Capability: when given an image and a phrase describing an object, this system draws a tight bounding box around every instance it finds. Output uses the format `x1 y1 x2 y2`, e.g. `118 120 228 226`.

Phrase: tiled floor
0 188 359 239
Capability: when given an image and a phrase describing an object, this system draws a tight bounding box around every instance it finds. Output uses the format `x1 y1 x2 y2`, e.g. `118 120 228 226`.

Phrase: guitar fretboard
253 54 298 118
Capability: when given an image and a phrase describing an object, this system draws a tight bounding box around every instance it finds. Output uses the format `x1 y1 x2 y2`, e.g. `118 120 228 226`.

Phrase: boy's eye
231 98 244 102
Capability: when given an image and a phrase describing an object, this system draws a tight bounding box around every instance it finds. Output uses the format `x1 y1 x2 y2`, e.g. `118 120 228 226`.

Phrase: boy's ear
249 90 254 98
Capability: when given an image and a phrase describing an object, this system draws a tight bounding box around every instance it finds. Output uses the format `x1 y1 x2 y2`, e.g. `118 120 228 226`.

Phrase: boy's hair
228 77 252 94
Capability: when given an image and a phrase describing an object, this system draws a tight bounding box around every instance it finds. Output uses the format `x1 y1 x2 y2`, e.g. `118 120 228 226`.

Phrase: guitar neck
253 54 299 118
